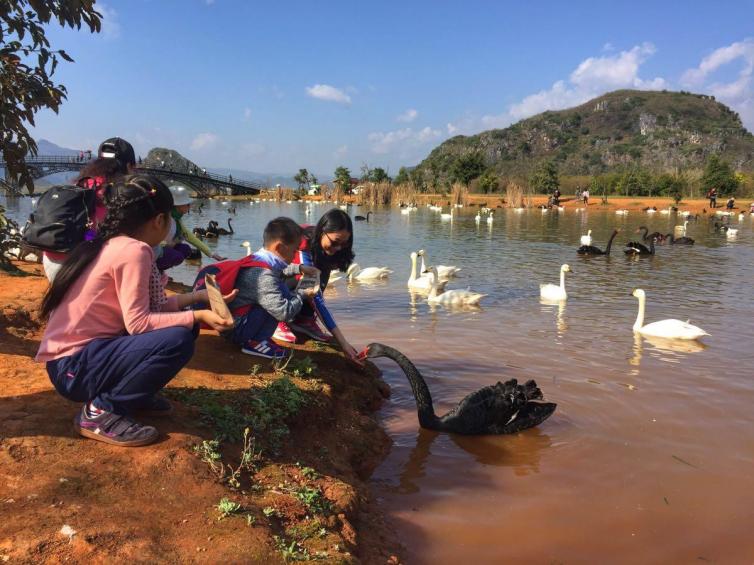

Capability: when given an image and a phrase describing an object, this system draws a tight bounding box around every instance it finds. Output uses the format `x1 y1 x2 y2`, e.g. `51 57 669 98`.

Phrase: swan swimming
580 229 592 246
539 264 571 301
427 267 485 306
418 249 460 279
407 252 446 291
631 288 709 340
346 263 392 281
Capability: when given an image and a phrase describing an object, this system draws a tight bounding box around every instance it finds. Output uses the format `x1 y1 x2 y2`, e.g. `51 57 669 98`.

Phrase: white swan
486 211 494 225
408 252 446 291
580 229 592 246
726 227 738 238
615 209 629 216
539 264 571 301
240 241 252 256
631 289 708 340
475 212 481 224
417 249 460 280
514 207 525 213
427 268 485 306
440 209 453 221
346 263 392 281
674 220 688 235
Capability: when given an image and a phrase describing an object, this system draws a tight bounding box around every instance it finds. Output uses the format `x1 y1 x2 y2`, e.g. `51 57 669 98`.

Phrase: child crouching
193 217 319 359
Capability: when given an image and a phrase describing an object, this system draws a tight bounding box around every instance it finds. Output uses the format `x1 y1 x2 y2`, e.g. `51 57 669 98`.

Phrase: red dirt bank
0 263 399 564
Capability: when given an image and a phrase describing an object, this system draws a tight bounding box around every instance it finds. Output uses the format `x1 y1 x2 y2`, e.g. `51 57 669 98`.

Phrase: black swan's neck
638 226 649 241
228 218 234 233
605 230 618 255
666 233 674 244
649 238 655 254
375 345 438 429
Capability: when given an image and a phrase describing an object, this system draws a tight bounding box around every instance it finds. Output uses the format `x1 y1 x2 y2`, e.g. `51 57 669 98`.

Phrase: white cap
169 185 192 206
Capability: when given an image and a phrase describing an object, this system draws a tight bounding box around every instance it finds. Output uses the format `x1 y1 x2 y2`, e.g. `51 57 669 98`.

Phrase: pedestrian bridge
0 155 262 197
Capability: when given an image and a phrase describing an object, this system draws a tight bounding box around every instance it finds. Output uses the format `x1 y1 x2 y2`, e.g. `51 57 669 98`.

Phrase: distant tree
334 166 351 193
409 168 426 192
615 168 652 196
310 174 318 185
359 163 371 182
477 170 499 194
701 154 739 197
394 166 410 185
450 152 485 186
369 167 390 183
656 173 686 203
1 1 101 194
529 160 560 194
294 168 309 194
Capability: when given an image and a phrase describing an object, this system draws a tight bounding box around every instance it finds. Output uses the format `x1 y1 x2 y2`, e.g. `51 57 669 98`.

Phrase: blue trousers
230 307 277 345
46 326 197 414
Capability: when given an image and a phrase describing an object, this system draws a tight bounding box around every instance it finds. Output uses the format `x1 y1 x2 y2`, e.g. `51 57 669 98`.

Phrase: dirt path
0 264 399 564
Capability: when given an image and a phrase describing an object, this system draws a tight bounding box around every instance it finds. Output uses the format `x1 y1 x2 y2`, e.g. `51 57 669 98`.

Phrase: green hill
417 90 754 183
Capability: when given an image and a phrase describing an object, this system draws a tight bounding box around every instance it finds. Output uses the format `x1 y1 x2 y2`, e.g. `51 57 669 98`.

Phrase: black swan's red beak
357 347 369 361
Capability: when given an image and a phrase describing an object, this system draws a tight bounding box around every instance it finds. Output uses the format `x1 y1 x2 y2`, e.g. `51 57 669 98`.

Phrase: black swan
355 211 372 222
624 237 655 256
636 226 665 243
359 343 556 435
665 233 695 245
214 218 234 236
203 220 219 238
193 226 207 237
577 229 619 255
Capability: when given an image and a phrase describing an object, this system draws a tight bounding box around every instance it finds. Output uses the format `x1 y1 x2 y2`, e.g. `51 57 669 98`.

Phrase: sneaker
272 321 297 343
241 339 289 360
74 404 159 447
290 317 331 342
135 395 173 417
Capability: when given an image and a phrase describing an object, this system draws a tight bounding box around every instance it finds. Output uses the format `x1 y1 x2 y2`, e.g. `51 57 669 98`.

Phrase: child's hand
300 265 321 277
342 341 365 367
302 287 320 298
223 289 239 303
194 309 234 331
211 253 227 261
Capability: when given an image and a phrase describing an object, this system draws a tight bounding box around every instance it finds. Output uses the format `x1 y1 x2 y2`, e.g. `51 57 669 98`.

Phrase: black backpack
22 184 96 252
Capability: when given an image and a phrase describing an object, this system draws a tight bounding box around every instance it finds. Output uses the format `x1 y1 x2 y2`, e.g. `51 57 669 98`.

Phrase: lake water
5 196 754 563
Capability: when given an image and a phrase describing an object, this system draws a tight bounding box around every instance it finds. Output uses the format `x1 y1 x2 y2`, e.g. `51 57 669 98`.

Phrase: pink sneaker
290 317 331 342
273 322 297 343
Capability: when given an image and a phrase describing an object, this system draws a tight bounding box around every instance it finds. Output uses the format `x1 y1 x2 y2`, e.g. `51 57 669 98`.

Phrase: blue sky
31 0 754 176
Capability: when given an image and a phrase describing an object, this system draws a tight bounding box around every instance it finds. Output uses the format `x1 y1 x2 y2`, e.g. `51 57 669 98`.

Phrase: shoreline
0 264 400 563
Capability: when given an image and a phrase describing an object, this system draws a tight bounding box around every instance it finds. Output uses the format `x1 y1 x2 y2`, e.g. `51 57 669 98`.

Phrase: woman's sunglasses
324 232 349 250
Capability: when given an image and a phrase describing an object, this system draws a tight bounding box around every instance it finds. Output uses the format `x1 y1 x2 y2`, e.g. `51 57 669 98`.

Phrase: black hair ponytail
40 174 173 319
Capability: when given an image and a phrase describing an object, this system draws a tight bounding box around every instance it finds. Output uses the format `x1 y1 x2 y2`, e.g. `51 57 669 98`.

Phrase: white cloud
446 123 458 135
397 108 418 123
190 132 219 151
243 107 251 121
97 3 121 39
506 43 667 121
602 42 614 52
680 39 754 130
305 84 351 104
334 145 348 159
368 127 441 154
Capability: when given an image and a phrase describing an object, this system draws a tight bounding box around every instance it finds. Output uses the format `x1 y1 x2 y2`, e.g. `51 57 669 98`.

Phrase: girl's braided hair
40 174 173 319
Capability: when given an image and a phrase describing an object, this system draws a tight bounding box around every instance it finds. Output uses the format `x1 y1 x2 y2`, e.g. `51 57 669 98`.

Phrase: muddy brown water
6 197 754 563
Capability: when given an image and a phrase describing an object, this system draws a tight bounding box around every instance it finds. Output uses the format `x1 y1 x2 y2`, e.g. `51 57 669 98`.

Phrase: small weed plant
216 497 242 519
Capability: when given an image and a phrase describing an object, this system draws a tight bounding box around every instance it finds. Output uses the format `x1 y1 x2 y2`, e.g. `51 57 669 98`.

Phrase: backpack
22 184 95 252
193 256 271 320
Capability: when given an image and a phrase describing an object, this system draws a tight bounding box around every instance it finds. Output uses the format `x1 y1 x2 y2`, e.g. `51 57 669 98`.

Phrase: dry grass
505 182 531 208
275 187 295 202
357 182 392 206
392 183 419 206
449 183 469 206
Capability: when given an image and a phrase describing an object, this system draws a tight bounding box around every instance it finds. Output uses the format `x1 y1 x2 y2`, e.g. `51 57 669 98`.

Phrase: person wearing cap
155 185 226 271
42 137 138 281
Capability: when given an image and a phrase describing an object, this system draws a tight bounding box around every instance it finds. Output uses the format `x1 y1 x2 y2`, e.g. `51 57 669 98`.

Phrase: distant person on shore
582 188 589 205
36 175 234 447
708 187 717 208
273 209 362 365
155 185 225 271
192 217 320 360
726 197 735 210
42 137 137 282
551 188 561 206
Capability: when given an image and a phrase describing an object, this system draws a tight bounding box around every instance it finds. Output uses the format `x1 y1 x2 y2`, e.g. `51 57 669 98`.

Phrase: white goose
418 249 460 280
408 252 446 291
346 263 392 281
427 267 485 306
539 264 571 301
580 229 592 246
631 289 708 340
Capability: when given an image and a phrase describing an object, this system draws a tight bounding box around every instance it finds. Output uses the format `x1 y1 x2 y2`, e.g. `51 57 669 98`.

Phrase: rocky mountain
417 90 754 181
